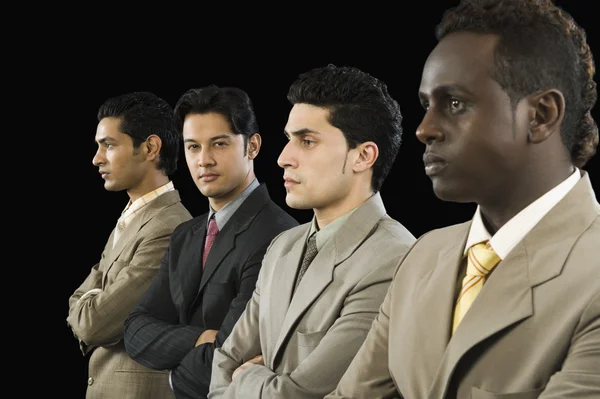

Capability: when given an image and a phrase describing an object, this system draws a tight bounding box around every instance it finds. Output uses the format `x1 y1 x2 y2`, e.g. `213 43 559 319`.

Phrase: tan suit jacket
67 190 192 399
209 193 416 399
328 172 600 399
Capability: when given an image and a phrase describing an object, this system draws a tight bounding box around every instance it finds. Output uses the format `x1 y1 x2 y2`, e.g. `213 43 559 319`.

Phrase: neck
127 172 170 203
314 186 374 229
479 165 575 235
209 169 256 212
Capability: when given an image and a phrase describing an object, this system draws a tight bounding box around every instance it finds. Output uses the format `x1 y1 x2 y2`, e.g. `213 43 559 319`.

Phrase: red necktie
202 217 219 268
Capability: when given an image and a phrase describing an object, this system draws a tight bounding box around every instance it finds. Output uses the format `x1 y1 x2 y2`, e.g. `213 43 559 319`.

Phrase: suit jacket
67 189 192 399
328 172 600 399
208 192 416 399
124 183 298 399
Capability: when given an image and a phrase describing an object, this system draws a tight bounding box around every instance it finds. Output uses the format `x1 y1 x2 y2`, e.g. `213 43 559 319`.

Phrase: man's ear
247 133 261 160
527 89 565 143
352 141 378 172
145 135 162 161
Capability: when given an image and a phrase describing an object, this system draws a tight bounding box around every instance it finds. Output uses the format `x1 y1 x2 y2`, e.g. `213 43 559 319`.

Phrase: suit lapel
269 226 312 366
196 219 236 294
271 193 388 364
102 214 144 287
428 172 599 399
181 216 207 315
102 190 182 287
409 225 468 388
195 184 270 297
428 241 534 399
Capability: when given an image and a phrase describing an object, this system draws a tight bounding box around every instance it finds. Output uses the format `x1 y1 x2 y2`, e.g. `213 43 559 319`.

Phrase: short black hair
287 64 404 192
97 91 179 175
173 85 259 153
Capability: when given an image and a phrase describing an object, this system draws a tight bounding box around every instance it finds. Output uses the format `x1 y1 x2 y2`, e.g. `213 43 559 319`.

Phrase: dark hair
97 91 179 175
436 0 598 167
287 64 403 192
173 85 259 153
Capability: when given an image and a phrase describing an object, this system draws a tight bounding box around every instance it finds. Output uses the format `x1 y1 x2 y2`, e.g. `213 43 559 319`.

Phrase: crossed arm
67 232 172 355
124 241 268 398
209 264 395 399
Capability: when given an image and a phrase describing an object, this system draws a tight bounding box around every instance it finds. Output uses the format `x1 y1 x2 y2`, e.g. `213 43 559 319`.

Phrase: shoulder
373 215 417 245
263 222 309 253
253 198 299 230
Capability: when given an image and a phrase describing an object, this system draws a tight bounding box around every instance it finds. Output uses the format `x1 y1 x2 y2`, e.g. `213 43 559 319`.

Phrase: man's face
183 112 256 211
417 31 531 205
92 117 149 195
278 103 359 218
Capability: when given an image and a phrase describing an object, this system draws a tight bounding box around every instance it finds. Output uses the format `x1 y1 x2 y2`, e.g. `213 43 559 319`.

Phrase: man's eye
449 98 466 114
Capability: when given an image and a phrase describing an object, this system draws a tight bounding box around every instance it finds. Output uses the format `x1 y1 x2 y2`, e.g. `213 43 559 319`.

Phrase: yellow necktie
452 241 501 333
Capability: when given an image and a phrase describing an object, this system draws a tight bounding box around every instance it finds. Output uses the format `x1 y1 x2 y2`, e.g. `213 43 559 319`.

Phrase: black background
57 3 599 397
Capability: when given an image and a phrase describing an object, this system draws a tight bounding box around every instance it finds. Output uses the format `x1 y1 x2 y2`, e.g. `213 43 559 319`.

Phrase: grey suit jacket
67 190 192 399
328 172 600 399
209 193 416 399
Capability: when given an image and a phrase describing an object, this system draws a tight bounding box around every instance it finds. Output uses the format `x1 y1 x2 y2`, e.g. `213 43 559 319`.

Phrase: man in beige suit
67 91 192 399
328 1 600 398
208 64 416 399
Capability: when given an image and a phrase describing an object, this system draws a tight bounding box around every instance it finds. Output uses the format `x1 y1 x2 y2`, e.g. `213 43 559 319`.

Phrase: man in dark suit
327 1 599 398
123 86 298 399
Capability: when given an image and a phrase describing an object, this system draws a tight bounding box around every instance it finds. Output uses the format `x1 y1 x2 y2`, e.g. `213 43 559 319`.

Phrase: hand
194 329 218 347
232 355 264 380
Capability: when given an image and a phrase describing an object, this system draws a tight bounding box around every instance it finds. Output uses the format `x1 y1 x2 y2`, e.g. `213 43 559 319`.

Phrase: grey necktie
294 233 318 294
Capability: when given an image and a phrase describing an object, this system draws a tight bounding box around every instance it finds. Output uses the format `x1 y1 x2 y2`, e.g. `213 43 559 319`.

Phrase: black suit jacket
124 184 298 398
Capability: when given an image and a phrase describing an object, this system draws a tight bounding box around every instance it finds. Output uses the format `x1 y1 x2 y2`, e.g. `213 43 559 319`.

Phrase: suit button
88 377 94 385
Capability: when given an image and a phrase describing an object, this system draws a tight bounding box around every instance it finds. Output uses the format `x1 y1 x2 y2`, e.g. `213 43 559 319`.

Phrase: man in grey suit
67 92 192 399
327 1 600 398
208 64 416 399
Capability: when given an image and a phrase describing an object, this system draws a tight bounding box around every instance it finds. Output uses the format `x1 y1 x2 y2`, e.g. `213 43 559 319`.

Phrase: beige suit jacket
328 172 600 399
67 190 192 399
208 193 416 399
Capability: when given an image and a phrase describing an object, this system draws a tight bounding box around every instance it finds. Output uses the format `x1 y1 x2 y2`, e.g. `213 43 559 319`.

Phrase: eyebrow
183 134 233 143
283 128 321 138
420 84 473 99
96 137 115 144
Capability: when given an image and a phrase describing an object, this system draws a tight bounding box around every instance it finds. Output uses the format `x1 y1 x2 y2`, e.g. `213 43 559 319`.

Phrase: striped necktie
452 241 501 333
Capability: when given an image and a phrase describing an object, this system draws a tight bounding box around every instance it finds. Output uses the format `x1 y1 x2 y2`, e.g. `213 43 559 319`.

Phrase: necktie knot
452 240 500 333
466 241 500 277
207 217 219 237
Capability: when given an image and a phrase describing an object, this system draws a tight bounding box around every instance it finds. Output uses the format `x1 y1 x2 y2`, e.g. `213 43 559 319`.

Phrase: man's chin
103 183 119 192
431 182 472 204
285 195 312 210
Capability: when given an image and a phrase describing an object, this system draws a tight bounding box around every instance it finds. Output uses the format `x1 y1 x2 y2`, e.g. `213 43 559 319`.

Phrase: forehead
285 103 333 132
95 117 127 141
419 31 499 95
183 112 236 138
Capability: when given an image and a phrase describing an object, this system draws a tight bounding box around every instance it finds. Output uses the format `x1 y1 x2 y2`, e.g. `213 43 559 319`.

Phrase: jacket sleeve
67 227 173 355
537 291 600 399
123 240 204 370
325 268 402 399
209 254 399 399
